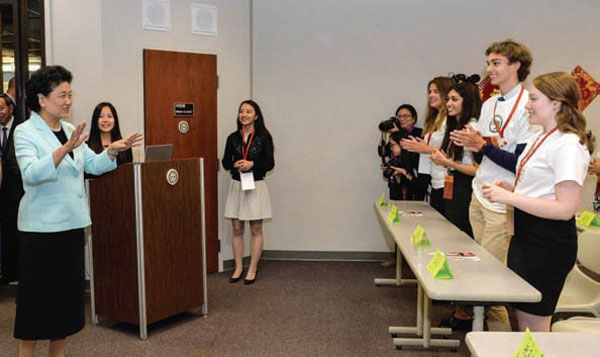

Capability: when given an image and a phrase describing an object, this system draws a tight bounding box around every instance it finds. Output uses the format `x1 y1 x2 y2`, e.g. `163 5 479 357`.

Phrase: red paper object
478 75 500 103
571 66 600 111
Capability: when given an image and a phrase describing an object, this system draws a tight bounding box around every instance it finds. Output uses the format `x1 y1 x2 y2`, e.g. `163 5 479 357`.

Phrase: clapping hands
107 132 143 158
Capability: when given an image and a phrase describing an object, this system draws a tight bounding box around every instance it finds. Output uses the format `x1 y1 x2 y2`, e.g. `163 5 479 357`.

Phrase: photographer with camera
381 131 414 200
377 115 400 165
377 109 418 267
394 104 422 194
378 104 421 199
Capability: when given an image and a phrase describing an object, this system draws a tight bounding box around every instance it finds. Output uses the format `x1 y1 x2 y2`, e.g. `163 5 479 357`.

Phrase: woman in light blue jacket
13 65 142 357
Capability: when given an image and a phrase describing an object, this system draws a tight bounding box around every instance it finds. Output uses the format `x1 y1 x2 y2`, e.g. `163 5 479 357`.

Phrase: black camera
378 116 401 132
383 159 401 179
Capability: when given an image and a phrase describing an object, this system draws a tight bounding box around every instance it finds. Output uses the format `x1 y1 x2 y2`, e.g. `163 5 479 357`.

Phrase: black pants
430 188 445 217
445 171 474 238
389 181 415 201
413 174 431 201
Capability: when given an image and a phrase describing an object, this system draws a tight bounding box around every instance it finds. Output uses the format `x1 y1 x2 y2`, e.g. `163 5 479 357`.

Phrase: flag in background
478 75 500 103
571 65 600 111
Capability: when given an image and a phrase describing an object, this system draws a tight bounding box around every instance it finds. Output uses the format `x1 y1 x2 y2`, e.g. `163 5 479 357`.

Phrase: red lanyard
492 86 524 139
241 130 255 160
425 114 444 144
513 127 558 189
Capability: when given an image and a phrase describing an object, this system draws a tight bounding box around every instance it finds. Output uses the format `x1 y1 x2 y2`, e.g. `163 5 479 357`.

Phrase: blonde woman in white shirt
402 76 454 214
483 72 594 332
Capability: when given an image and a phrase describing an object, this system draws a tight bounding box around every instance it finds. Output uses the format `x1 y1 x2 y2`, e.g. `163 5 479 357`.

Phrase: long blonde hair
533 72 595 154
423 76 455 135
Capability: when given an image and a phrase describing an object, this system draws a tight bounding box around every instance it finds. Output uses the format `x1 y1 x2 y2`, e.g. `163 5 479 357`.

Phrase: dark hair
485 39 533 82
87 102 127 159
236 100 274 151
440 79 482 161
395 104 418 126
0 93 15 108
389 129 410 144
25 65 73 113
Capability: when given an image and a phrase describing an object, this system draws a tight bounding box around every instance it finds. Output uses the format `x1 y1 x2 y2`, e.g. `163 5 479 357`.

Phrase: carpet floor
0 260 472 356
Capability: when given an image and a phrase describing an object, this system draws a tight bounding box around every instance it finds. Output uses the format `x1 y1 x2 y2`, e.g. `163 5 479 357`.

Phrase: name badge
443 174 454 200
240 171 255 191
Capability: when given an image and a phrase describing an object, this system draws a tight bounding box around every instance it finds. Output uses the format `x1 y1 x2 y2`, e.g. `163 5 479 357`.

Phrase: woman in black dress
431 76 481 328
431 75 482 237
483 72 594 331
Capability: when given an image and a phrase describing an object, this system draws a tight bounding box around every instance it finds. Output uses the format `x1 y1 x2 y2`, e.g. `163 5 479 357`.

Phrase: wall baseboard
222 250 392 271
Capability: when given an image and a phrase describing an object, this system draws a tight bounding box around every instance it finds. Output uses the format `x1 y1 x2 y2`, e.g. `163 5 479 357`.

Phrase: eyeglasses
397 114 413 119
390 142 400 148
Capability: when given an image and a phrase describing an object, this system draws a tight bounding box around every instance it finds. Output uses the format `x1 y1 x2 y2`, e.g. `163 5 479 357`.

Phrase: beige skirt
224 179 272 221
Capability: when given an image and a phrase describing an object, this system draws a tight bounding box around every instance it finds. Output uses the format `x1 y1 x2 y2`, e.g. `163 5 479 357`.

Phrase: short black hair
26 65 73 113
394 104 418 123
389 129 410 143
0 93 15 107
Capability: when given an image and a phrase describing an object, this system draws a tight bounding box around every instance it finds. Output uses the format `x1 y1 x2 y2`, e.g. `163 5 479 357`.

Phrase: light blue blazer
14 112 117 232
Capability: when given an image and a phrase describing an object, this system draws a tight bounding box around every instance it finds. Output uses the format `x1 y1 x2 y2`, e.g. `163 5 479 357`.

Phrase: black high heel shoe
229 268 245 283
243 271 258 285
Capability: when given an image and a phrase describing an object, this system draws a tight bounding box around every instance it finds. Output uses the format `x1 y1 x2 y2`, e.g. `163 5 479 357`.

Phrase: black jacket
222 131 274 181
0 115 24 212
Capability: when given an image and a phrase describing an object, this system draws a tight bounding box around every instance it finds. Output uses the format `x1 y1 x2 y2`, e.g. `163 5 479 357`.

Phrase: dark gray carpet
0 260 470 356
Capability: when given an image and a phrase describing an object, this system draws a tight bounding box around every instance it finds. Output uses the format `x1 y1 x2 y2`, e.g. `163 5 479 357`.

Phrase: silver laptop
144 144 173 162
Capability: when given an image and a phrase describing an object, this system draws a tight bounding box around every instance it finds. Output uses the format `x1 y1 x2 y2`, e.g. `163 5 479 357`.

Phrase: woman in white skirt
222 100 274 284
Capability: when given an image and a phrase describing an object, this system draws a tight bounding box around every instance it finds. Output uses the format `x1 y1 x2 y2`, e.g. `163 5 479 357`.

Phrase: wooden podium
87 159 207 339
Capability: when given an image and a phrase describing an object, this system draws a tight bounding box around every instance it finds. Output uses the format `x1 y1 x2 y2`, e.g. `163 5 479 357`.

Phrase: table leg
390 283 459 349
416 284 423 336
88 236 99 326
374 246 418 286
472 305 485 331
423 293 431 347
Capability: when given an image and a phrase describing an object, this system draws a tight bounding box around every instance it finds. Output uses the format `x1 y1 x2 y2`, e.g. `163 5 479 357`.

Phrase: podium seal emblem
166 169 179 185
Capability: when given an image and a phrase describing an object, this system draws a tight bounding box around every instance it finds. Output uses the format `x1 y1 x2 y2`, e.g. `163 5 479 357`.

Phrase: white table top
466 331 600 357
375 201 541 303
577 223 600 233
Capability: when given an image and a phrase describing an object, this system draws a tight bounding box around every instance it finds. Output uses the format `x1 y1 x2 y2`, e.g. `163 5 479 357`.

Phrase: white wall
47 0 252 268
253 0 600 252
46 0 600 261
46 0 104 124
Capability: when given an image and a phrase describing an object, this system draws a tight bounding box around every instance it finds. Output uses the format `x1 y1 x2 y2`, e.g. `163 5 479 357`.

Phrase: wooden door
143 49 218 272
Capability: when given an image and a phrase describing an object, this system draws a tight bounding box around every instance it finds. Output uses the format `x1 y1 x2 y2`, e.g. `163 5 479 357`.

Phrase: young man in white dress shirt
449 39 537 331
